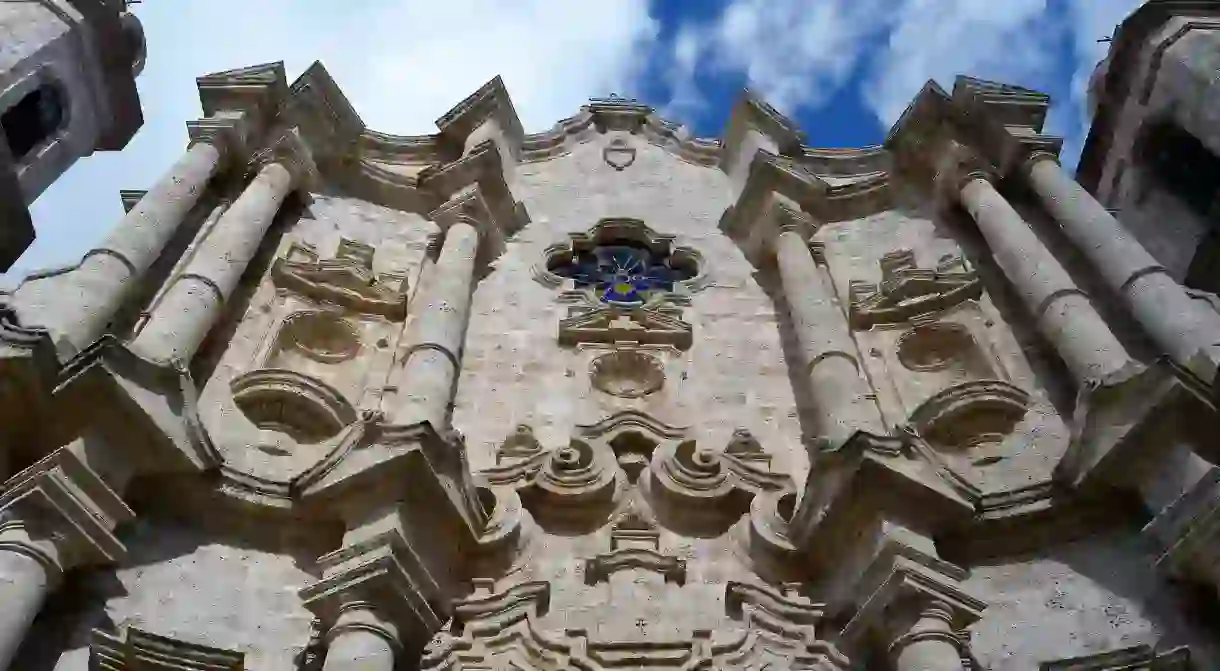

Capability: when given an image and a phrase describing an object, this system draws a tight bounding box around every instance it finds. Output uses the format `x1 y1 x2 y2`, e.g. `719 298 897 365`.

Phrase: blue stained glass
551 242 694 304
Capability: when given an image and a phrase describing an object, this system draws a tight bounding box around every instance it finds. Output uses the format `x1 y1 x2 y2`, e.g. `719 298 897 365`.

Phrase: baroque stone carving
272 239 409 319
91 627 245 670
589 349 664 397
535 217 707 296
909 379 1031 455
277 310 362 363
558 304 693 349
602 136 636 171
421 579 850 670
849 249 981 329
230 369 357 446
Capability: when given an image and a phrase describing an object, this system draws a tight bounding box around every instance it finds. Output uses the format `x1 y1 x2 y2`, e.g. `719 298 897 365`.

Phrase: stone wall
453 134 809 483
964 532 1220 670
15 516 320 671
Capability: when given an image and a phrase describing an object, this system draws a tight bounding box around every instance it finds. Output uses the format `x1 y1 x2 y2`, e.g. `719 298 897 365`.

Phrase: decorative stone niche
231 369 356 448
590 350 665 398
850 249 1031 466
575 342 687 428
206 238 409 462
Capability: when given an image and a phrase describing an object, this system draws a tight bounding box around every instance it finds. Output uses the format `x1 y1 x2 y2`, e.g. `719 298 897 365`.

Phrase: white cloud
863 0 1061 127
11 0 657 281
660 0 894 118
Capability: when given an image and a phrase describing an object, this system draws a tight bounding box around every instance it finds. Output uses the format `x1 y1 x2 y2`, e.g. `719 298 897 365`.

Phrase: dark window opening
1 85 65 161
1137 120 1220 217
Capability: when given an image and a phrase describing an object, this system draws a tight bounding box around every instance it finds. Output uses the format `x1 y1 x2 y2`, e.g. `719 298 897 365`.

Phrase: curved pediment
285 62 896 220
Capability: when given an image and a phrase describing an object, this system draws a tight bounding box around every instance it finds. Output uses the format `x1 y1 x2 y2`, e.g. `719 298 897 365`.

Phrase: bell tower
0 0 145 269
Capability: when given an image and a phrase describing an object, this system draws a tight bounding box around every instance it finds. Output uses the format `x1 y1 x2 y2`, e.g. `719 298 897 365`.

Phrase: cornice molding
1078 2 1220 192
90 626 245 671
53 336 222 474
434 75 525 160
195 61 288 122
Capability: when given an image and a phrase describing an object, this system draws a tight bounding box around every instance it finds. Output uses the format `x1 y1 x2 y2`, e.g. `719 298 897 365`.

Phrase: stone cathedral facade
4 2 1220 670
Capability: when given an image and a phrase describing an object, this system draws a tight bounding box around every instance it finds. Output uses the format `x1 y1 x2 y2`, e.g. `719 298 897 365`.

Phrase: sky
6 0 1148 283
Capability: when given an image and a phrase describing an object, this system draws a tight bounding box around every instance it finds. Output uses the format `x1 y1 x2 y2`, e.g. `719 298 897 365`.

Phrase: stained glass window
550 241 695 304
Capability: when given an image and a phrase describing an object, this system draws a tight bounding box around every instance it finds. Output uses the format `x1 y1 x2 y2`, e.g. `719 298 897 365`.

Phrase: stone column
0 442 132 671
387 220 480 429
0 524 62 670
887 600 965 671
130 146 304 364
1024 152 1220 369
321 604 400 671
33 138 227 357
773 220 884 447
957 174 1134 385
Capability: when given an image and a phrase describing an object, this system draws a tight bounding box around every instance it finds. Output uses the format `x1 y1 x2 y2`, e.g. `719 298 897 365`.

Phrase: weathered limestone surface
817 207 1071 492
453 135 810 483
7 4 1220 665
13 518 318 671
963 533 1220 670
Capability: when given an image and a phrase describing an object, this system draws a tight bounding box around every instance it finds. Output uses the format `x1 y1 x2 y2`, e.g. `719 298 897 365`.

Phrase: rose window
550 242 696 304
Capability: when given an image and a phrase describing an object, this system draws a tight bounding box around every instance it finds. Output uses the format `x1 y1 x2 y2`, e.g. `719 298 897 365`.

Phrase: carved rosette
525 439 618 528
648 430 791 535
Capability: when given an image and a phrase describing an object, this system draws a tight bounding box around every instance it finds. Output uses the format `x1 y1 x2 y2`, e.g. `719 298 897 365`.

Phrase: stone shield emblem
603 138 636 171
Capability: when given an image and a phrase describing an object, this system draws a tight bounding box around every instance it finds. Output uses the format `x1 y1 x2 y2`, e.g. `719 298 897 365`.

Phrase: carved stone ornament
590 350 665 397
559 305 693 350
278 310 362 363
420 579 851 670
480 435 618 530
896 321 976 372
649 429 791 535
535 218 708 297
271 239 409 320
909 379 1031 453
496 423 544 463
230 369 357 446
602 136 637 170
91 626 245 670
849 249 982 329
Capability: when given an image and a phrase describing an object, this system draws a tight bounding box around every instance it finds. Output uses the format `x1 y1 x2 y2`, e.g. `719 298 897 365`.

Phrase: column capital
326 602 402 651
1022 148 1062 173
185 113 249 164
300 530 443 651
765 192 820 255
838 544 985 647
0 446 133 571
933 142 998 203
247 128 320 192
885 599 966 656
428 184 503 262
